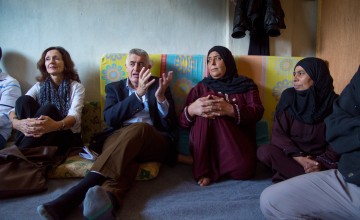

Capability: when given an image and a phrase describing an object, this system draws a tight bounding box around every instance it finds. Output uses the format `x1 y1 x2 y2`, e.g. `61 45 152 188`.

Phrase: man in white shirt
0 46 21 149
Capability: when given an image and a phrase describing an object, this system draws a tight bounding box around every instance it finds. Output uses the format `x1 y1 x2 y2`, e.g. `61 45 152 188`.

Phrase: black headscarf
201 46 257 94
276 57 338 124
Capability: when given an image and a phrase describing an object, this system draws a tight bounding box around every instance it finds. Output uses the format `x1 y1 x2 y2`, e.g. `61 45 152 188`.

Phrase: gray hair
125 48 150 66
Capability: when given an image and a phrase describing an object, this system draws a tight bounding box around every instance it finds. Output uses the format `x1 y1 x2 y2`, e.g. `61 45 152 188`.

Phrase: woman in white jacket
9 46 85 155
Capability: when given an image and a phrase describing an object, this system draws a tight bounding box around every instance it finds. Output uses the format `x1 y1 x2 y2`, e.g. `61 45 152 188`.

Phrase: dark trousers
257 143 304 182
15 95 83 154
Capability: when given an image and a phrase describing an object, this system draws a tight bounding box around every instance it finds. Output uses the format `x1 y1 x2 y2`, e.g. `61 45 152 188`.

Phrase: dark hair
36 46 81 83
0 47 2 60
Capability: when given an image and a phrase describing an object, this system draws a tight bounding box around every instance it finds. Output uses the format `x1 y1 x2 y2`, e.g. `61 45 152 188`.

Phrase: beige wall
317 0 360 93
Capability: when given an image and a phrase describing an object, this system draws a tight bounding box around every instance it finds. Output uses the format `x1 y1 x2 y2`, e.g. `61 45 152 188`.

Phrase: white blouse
25 80 85 133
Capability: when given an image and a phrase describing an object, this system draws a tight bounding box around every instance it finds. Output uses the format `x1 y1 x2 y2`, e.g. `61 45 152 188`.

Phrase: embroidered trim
225 93 229 102
234 104 240 125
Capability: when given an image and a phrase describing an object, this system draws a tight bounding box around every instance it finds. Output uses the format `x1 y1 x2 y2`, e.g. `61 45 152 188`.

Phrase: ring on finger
141 83 146 88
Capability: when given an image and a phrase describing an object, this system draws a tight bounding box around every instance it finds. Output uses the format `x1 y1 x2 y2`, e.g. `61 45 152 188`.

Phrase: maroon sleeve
178 84 203 128
237 88 264 125
315 147 340 169
270 110 303 156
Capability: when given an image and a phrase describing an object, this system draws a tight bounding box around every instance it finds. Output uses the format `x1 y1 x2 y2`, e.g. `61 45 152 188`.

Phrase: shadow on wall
81 67 101 101
2 51 35 94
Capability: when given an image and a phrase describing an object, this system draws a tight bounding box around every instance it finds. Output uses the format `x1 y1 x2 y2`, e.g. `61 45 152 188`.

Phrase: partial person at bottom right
260 65 360 220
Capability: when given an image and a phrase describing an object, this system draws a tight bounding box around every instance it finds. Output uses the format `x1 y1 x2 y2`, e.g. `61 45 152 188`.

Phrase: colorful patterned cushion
48 155 92 178
136 162 161 181
81 101 102 145
48 155 161 181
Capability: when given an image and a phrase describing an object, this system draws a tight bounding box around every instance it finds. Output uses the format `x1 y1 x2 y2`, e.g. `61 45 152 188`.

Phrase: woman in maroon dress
179 46 264 186
257 57 340 183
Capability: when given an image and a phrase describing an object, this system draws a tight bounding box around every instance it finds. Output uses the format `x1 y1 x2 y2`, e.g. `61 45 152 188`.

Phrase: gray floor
1 163 272 220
